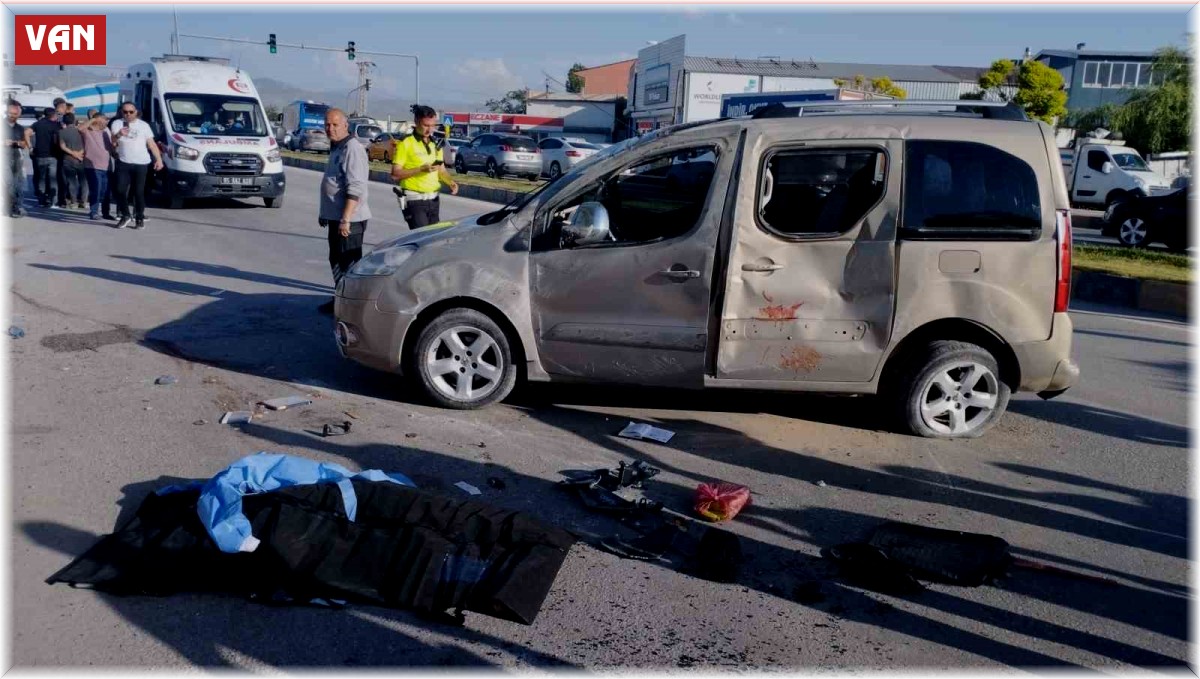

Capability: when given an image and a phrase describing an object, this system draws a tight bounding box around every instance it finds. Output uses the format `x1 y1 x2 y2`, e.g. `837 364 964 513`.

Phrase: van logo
228 79 250 94
14 15 106 66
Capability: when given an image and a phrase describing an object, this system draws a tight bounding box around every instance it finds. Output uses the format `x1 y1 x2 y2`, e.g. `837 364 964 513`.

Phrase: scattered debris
618 422 675 444
561 460 661 491
815 480 828 488
455 481 482 496
219 411 253 425
694 482 751 522
487 477 507 490
343 411 359 420
477 442 487 449
194 419 208 426
260 395 314 411
144 407 153 411
8 326 25 339
825 522 1118 594
404 433 418 439
154 375 178 386
560 459 741 583
321 421 352 438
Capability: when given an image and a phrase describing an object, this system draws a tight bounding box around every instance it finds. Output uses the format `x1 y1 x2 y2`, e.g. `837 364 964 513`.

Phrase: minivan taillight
1054 209 1072 313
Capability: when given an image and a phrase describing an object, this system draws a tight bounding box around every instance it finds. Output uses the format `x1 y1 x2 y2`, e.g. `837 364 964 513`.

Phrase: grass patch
282 149 541 193
1073 244 1192 284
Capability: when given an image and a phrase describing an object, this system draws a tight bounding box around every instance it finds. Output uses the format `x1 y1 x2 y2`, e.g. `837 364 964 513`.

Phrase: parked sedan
538 137 603 179
455 134 541 180
290 128 330 153
367 133 399 162
1102 187 1190 250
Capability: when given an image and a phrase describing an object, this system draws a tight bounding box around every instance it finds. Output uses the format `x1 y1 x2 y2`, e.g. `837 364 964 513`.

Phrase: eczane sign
14 15 106 66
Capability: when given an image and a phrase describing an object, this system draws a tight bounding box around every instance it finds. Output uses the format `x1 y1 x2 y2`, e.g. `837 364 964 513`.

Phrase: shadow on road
1007 398 1188 448
110 256 332 294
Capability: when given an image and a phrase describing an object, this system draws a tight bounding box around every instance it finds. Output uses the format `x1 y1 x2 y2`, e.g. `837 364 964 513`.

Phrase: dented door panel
716 134 901 383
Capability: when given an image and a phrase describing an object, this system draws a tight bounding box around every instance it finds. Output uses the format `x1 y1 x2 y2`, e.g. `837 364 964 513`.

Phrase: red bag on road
694 482 751 522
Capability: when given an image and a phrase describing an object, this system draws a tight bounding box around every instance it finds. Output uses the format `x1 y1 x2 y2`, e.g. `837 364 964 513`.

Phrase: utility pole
356 61 375 116
172 6 180 54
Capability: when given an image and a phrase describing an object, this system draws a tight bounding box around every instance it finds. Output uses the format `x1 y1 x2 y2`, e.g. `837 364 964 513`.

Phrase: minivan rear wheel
891 340 1010 439
410 308 517 410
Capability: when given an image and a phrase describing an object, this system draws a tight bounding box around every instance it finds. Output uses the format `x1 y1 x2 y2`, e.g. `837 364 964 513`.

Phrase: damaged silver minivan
334 101 1079 439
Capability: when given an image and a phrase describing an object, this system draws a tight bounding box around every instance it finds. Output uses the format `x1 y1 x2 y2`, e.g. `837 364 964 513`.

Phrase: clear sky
4 5 1191 107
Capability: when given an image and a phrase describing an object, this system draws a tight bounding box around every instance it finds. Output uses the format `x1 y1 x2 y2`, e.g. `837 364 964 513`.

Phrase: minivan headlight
175 145 199 160
350 245 417 276
266 148 281 163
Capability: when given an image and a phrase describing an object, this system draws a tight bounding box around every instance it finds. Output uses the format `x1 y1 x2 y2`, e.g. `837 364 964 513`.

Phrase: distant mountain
8 66 485 117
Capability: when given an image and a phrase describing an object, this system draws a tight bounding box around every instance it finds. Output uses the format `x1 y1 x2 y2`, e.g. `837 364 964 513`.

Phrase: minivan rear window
903 140 1041 241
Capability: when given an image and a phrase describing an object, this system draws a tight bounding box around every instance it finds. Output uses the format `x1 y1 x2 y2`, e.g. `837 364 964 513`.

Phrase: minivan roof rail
153 54 232 65
749 100 1029 121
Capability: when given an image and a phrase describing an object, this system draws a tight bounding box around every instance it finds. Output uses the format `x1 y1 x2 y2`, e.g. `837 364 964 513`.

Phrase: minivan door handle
661 265 701 280
742 262 784 272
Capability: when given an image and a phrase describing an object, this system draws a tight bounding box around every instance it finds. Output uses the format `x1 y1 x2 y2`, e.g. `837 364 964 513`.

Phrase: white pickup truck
1061 137 1173 209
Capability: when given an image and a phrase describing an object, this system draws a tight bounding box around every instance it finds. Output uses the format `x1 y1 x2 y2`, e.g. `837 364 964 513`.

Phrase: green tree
1013 60 1068 124
485 89 528 114
1110 46 1191 154
566 63 586 94
265 104 281 122
964 58 1066 123
832 74 907 99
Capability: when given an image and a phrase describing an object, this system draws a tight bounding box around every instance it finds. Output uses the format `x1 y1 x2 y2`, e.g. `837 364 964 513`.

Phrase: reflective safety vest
393 133 444 194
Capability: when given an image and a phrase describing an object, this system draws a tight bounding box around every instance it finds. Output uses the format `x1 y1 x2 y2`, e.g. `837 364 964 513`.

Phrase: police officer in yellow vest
390 104 459 229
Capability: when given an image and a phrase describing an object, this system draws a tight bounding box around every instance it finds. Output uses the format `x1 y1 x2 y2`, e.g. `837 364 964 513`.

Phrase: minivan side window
757 148 887 237
1087 149 1109 172
902 140 1042 241
538 146 719 250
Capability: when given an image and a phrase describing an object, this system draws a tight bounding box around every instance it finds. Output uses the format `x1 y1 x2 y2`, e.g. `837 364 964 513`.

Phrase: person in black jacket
30 108 61 208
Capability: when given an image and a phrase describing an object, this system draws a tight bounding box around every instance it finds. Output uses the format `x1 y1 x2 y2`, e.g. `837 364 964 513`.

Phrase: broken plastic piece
321 421 352 437
155 376 177 386
560 460 661 491
455 481 482 496
261 395 314 411
8 326 24 339
219 411 253 425
618 422 675 443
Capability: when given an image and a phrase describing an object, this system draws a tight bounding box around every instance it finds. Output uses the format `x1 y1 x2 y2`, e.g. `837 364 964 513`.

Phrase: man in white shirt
110 102 163 229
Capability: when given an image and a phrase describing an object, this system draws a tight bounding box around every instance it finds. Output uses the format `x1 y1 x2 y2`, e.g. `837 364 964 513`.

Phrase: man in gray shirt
58 113 86 209
318 108 371 315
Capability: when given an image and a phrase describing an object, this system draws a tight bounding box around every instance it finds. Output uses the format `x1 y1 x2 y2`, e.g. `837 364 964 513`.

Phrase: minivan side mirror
561 202 612 247
1101 161 1114 175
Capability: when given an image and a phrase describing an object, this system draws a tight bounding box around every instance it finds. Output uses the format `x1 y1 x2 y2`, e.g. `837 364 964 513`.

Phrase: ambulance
119 55 286 208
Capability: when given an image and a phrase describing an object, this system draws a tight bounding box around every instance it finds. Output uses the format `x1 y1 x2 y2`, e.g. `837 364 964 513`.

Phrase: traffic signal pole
177 33 420 104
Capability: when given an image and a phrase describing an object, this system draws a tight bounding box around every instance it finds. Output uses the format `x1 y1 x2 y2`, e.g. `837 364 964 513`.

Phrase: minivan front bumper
163 169 285 198
333 277 416 374
1012 312 1079 395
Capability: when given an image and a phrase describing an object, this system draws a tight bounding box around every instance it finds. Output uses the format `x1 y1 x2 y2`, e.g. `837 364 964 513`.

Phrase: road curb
1072 269 1189 318
283 155 515 205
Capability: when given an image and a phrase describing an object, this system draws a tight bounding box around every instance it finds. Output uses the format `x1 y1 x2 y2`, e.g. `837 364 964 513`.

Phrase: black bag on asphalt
46 479 576 625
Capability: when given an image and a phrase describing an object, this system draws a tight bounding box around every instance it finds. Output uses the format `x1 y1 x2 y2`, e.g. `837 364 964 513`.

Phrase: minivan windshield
166 94 268 136
1112 152 1150 171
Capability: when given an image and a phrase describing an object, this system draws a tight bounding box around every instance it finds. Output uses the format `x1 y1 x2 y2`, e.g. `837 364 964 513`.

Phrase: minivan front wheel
893 341 1010 439
411 308 517 409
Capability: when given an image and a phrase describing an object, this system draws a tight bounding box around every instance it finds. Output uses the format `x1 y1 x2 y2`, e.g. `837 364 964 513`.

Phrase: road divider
283 155 525 206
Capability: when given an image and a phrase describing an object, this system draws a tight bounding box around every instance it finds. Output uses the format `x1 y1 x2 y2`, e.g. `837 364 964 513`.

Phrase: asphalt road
9 166 1191 670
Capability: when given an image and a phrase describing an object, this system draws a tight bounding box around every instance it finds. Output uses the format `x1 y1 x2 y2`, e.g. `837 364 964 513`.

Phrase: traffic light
364 78 371 91
268 34 277 54
346 41 356 61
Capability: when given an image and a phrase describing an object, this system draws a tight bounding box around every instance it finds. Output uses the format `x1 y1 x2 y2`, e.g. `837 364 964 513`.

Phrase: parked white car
538 137 603 179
